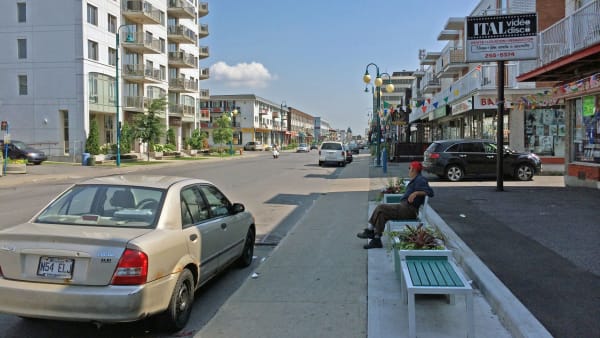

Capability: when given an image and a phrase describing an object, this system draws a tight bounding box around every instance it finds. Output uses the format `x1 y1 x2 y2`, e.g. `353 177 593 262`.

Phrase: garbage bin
82 152 90 166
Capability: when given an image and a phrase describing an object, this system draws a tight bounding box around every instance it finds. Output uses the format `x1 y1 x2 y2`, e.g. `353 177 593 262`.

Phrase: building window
573 95 600 162
108 47 116 66
18 75 27 95
108 14 116 33
88 40 98 60
159 38 166 53
17 38 26 59
17 3 26 22
160 65 166 80
87 4 98 26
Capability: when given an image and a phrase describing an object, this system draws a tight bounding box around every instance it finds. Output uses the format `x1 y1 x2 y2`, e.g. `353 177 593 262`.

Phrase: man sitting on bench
358 161 434 249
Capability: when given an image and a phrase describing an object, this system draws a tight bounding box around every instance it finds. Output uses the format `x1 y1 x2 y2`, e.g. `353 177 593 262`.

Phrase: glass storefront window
524 108 566 156
573 95 600 162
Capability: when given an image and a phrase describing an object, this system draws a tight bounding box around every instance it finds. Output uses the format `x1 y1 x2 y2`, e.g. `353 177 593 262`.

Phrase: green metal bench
384 195 429 232
400 255 474 338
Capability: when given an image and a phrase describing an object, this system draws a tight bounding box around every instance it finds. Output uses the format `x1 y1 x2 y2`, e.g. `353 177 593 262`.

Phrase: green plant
186 129 207 150
152 144 165 152
381 177 407 194
7 158 27 164
212 115 233 153
120 122 133 153
85 119 101 155
131 97 166 161
389 223 445 250
166 128 176 147
100 143 113 154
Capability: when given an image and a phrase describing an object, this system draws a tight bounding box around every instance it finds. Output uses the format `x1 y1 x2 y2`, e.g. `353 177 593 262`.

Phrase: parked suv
0 140 47 165
423 139 541 182
318 141 346 167
243 141 264 151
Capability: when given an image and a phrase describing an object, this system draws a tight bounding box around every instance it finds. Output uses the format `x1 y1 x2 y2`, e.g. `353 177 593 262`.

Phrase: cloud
209 61 274 88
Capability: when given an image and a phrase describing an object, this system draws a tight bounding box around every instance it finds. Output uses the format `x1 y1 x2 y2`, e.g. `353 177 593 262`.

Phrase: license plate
37 256 74 279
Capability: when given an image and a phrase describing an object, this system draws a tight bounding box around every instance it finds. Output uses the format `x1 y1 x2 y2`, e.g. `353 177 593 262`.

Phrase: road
0 150 341 338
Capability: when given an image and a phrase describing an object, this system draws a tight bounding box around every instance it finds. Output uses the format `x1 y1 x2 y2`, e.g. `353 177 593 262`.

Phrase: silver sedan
0 175 255 331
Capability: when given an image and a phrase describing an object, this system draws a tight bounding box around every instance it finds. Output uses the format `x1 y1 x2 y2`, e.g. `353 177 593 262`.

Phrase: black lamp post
363 64 394 166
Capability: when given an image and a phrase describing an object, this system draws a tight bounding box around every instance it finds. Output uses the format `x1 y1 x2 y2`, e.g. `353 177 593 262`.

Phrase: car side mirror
232 203 245 214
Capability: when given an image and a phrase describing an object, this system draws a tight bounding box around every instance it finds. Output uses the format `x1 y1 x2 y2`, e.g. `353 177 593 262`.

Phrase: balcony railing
199 67 209 80
436 47 467 78
169 103 195 117
168 51 198 68
198 45 209 59
121 31 162 54
198 24 209 38
122 64 162 83
199 89 210 100
167 0 195 19
537 0 600 67
198 2 208 17
122 0 163 25
167 24 197 44
123 96 152 113
169 78 198 92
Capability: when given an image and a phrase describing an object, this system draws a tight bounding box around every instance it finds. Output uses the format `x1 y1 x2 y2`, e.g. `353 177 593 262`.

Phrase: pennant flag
453 89 459 96
475 64 482 71
521 97 529 104
433 102 439 108
421 106 427 113
444 97 449 103
590 73 599 87
426 98 431 104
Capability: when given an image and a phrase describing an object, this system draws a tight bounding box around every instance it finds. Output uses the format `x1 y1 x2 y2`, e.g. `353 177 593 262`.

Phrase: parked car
343 144 353 163
310 143 319 150
348 143 360 154
423 139 542 182
0 140 47 165
243 141 264 151
0 175 256 331
297 143 309 152
318 141 346 167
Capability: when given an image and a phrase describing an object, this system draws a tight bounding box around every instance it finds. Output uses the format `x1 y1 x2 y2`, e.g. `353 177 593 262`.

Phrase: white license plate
37 256 74 279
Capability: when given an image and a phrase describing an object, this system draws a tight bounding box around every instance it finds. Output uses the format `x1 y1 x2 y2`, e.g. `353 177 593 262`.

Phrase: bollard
382 147 387 174
239 149 243 155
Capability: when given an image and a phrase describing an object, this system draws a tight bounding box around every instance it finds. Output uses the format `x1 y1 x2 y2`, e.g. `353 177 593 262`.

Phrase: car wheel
318 161 323 166
446 165 464 182
515 164 534 181
236 227 255 268
159 269 194 332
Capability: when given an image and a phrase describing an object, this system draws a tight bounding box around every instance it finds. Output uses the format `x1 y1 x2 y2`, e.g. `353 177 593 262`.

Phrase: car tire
446 165 464 182
236 227 255 268
515 164 534 181
158 269 194 332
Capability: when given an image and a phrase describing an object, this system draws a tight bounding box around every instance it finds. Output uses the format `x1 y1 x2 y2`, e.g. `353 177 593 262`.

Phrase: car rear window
321 143 342 150
426 142 443 152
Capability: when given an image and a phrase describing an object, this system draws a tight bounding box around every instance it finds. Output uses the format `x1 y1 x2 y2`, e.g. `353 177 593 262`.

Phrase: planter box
5 163 27 174
383 193 403 204
391 236 451 281
150 151 163 160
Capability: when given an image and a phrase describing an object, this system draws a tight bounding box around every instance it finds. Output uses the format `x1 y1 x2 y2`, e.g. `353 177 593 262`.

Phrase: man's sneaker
363 237 382 249
357 229 374 239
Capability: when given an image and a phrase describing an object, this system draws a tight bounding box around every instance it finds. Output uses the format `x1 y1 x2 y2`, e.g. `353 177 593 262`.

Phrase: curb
423 204 553 338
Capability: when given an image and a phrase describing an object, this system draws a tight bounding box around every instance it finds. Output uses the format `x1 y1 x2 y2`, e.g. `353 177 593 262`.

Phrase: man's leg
364 202 417 249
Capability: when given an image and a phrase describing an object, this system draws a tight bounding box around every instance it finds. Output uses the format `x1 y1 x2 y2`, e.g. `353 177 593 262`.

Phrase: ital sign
465 13 538 62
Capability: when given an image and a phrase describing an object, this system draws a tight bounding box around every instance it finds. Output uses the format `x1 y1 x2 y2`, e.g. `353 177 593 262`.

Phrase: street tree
212 115 233 154
131 97 166 161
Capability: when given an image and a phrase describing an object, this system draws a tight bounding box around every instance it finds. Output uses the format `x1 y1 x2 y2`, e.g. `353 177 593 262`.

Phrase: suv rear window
426 142 443 152
321 143 342 150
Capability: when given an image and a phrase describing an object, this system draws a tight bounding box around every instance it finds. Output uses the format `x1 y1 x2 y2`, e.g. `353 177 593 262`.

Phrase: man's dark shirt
401 173 434 209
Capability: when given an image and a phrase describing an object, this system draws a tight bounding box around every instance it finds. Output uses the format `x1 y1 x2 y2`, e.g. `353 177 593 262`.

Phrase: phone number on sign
484 52 516 58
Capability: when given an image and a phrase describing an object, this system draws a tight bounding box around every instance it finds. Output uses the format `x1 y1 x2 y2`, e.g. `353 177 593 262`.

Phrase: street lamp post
280 101 287 147
115 25 133 167
228 108 238 156
363 64 394 166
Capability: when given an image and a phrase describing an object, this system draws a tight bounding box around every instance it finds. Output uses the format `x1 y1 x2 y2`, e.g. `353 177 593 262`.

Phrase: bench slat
406 257 464 287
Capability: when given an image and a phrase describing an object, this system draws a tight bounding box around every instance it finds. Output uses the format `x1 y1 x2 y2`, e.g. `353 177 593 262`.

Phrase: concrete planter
391 236 451 280
5 163 27 174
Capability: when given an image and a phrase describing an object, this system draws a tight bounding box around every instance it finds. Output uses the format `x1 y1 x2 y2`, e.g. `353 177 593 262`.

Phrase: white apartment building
0 0 209 161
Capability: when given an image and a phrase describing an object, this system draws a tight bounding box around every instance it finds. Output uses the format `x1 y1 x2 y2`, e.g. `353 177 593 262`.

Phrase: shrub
85 120 101 155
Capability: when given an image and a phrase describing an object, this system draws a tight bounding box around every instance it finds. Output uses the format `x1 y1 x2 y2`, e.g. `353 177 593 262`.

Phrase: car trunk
0 222 150 286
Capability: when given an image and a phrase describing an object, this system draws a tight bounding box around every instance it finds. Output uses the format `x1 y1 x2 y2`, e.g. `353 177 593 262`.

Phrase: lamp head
385 83 395 93
363 72 371 84
374 77 383 87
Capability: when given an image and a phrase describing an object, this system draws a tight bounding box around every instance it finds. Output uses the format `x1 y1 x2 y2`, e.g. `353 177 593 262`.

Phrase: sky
203 0 482 137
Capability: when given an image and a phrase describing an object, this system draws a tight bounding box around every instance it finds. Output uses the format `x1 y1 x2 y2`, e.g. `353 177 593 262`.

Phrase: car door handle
221 223 227 230
459 154 467 157
486 155 495 158
189 234 198 241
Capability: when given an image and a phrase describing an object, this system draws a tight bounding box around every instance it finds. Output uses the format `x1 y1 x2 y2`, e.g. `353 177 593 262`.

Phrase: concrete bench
400 254 474 338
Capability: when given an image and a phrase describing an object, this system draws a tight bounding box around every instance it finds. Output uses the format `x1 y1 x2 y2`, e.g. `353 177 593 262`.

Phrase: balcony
199 89 210 100
122 96 155 114
518 0 600 82
168 50 198 68
169 78 198 93
421 70 441 94
198 2 208 17
121 31 162 54
198 45 209 59
420 52 441 66
169 103 195 120
199 67 209 80
122 0 162 25
436 47 467 78
167 24 197 44
198 24 209 38
167 0 195 19
121 64 162 83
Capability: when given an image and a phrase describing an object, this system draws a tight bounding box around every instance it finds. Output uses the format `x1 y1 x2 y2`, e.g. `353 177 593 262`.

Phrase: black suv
423 139 542 182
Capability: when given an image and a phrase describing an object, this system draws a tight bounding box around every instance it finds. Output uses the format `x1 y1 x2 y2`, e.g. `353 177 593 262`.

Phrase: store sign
452 99 472 115
465 13 538 62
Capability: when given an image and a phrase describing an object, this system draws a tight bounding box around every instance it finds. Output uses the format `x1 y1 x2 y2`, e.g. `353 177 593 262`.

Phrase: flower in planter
388 223 445 250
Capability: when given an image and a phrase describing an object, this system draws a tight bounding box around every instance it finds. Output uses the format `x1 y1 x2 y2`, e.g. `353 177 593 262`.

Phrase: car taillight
429 153 440 159
111 249 148 285
0 266 3 278
342 151 346 156
318 150 321 155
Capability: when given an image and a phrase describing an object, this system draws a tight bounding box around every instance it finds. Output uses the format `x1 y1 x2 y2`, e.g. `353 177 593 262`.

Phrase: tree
166 128 176 148
119 122 133 154
211 115 233 154
131 97 166 161
186 128 207 150
85 119 101 155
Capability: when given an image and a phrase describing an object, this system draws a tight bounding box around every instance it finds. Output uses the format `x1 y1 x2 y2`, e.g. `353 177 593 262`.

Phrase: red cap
409 161 423 172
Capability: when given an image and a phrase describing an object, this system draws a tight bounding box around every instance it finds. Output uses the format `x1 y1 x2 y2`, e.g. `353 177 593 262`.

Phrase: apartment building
517 0 600 188
0 0 209 161
408 0 565 172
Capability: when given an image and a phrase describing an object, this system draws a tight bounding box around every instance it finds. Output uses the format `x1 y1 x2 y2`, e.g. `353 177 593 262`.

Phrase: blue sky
203 0 482 137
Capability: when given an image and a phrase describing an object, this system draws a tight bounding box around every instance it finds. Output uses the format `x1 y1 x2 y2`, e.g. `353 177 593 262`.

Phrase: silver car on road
0 175 255 331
